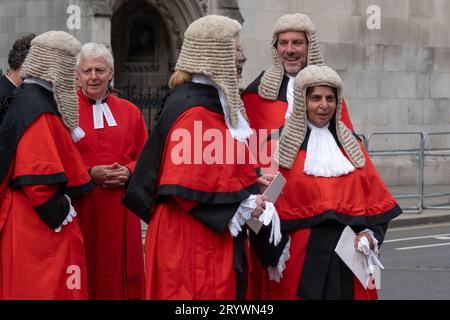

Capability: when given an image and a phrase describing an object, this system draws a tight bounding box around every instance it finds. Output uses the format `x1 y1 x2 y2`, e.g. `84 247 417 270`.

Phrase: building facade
0 0 449 186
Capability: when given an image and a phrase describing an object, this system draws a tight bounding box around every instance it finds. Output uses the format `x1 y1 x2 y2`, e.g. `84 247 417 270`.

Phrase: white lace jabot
304 121 355 177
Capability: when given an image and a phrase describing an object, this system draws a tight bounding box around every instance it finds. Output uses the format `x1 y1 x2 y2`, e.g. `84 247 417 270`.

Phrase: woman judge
250 65 402 300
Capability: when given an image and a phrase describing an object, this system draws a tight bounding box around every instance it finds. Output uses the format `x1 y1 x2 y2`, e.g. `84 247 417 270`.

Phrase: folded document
335 226 382 289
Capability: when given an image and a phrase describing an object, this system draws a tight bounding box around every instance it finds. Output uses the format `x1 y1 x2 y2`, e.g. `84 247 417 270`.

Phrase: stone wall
240 0 450 135
0 0 110 74
239 0 450 186
1 0 448 185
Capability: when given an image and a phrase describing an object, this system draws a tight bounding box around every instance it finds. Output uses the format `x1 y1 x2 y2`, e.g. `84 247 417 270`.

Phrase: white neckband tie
93 101 117 129
285 75 295 119
304 121 355 177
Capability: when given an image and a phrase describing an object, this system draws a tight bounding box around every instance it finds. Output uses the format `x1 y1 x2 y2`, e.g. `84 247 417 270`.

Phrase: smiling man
242 13 355 172
73 43 147 300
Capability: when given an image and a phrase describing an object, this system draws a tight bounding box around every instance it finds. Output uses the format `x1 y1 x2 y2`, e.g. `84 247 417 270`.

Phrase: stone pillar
73 0 112 47
211 0 244 23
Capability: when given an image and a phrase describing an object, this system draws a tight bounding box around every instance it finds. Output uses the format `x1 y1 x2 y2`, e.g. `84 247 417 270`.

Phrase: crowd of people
0 13 401 300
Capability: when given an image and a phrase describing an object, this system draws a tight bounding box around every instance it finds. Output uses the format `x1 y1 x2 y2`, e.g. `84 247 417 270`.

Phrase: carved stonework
111 0 209 90
198 0 208 14
88 0 113 16
216 0 244 23
151 0 183 50
122 61 159 73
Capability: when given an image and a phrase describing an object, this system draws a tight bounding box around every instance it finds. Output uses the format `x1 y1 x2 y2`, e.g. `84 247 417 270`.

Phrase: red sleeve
22 182 71 229
22 184 59 207
11 113 90 228
12 113 91 193
125 111 149 173
13 114 65 180
341 99 355 132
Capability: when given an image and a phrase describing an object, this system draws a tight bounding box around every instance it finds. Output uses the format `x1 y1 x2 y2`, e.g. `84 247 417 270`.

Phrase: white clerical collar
191 74 253 143
83 90 117 129
304 121 355 177
24 77 53 91
284 74 295 119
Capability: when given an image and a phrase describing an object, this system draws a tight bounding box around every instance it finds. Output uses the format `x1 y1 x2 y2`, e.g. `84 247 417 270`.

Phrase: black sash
297 221 354 300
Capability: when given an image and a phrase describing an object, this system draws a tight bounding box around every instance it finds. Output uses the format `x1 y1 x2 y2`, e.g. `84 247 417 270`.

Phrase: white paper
245 172 286 235
334 226 372 289
262 171 286 204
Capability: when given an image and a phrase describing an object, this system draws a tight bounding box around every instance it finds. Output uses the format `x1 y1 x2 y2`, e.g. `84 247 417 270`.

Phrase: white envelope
334 226 372 289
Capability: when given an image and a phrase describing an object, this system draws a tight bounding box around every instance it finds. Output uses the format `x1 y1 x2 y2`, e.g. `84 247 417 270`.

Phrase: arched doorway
111 0 172 88
111 0 206 128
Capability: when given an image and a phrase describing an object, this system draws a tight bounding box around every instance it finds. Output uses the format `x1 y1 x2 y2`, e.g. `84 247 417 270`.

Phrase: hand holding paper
335 226 383 289
246 172 286 237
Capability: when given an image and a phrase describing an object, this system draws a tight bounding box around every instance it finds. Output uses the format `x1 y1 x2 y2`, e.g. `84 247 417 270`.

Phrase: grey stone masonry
0 0 449 185
239 0 450 185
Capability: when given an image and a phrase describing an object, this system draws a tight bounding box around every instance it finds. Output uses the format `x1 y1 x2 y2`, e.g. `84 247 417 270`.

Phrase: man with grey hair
72 42 147 300
0 30 92 299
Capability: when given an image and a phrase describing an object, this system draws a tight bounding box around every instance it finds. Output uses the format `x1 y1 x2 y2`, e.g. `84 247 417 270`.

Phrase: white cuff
358 228 379 255
267 236 291 282
357 229 384 270
71 127 85 143
54 195 78 233
258 201 282 246
228 195 257 237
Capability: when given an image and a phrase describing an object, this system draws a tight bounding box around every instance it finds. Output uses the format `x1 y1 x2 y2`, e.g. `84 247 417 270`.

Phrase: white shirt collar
82 89 108 105
23 77 53 91
5 73 18 88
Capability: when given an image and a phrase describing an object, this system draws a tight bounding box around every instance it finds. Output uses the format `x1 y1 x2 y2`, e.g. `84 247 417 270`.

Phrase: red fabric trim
277 144 398 220
13 113 90 190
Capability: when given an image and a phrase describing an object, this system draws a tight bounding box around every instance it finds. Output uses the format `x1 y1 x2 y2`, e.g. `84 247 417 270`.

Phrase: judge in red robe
123 15 278 300
0 31 92 300
72 43 147 300
249 65 402 300
241 13 354 170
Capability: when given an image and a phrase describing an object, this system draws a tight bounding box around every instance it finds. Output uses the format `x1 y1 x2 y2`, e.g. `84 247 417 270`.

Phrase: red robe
0 84 92 299
249 128 402 300
123 82 259 300
72 91 147 299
